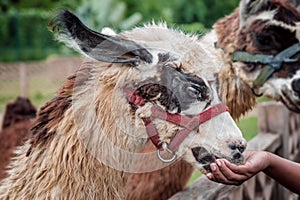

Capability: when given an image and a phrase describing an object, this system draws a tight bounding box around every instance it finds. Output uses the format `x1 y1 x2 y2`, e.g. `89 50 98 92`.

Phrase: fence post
258 102 291 200
19 63 28 97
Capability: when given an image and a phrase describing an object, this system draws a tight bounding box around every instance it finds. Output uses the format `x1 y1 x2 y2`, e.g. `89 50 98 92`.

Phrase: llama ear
239 0 269 27
49 10 153 66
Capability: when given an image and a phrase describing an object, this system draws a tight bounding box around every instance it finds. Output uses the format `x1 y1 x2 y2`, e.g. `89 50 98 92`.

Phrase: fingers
222 159 247 173
207 161 229 183
205 159 249 186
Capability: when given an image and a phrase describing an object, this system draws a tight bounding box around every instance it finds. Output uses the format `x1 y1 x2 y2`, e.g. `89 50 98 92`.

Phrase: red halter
123 87 229 162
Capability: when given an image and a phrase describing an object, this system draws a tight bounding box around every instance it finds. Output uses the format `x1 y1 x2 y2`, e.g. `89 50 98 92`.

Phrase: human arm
205 151 300 194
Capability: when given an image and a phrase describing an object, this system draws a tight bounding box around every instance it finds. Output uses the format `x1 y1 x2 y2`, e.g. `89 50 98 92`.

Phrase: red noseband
123 87 229 162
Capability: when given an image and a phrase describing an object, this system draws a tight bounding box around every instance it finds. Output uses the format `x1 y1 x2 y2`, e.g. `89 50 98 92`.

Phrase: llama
0 10 247 199
125 0 300 199
1 96 36 130
215 0 300 116
0 97 36 180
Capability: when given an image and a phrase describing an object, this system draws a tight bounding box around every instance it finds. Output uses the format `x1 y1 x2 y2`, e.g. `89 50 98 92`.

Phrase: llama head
50 10 246 173
215 0 300 112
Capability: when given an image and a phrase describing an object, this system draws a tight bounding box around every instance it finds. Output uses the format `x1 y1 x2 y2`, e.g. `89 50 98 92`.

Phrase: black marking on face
135 64 210 114
136 83 180 112
253 24 298 54
273 1 300 26
191 146 216 172
292 78 300 96
158 53 177 64
281 86 300 112
161 65 210 111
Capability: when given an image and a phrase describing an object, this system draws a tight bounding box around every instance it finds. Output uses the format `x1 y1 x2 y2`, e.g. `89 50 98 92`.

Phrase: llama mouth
191 147 219 172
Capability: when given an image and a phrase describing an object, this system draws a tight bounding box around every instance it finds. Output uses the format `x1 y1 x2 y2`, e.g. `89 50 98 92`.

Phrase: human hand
205 151 270 185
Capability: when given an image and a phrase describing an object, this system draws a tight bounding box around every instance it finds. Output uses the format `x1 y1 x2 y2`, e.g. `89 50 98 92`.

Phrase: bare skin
206 151 300 195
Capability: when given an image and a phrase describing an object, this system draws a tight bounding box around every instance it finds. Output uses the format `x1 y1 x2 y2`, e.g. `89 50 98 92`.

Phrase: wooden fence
170 102 300 200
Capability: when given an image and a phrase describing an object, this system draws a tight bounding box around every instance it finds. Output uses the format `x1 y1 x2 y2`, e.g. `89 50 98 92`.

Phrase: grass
187 116 258 185
0 77 64 112
257 96 272 103
237 117 258 141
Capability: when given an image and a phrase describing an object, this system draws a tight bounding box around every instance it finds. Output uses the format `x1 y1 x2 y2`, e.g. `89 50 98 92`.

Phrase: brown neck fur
28 63 94 152
214 8 257 120
217 65 256 120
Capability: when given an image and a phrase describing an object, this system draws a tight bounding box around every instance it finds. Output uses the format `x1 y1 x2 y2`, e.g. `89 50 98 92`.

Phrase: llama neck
217 65 256 120
72 74 147 170
200 29 256 120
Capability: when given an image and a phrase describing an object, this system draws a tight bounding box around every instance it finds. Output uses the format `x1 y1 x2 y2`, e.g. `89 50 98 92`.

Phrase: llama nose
292 78 300 95
228 139 247 153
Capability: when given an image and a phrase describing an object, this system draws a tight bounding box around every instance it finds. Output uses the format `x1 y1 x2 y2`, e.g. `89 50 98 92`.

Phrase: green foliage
0 10 63 62
0 0 242 62
123 0 173 23
172 0 239 28
0 0 81 11
178 22 208 35
123 0 239 28
76 0 142 31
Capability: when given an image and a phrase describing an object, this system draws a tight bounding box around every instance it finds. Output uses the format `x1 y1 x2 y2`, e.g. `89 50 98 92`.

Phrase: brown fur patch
213 8 240 54
214 9 257 119
218 67 256 120
237 21 298 54
28 63 94 152
273 0 300 25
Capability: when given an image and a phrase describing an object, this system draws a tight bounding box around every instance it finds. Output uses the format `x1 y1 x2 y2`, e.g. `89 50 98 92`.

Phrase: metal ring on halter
157 142 177 163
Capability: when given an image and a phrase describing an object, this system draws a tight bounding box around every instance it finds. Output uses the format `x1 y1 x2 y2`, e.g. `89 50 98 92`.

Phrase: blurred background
0 0 240 63
0 0 241 112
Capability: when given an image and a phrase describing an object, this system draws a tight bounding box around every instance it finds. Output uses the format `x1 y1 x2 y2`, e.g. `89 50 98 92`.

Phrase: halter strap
123 87 229 162
232 42 300 88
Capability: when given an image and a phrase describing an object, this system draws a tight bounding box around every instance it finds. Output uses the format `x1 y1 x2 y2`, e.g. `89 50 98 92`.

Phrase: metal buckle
156 142 177 163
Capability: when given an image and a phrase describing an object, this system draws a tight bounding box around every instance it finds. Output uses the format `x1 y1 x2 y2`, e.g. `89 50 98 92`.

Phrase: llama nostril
237 146 245 153
228 143 237 150
292 78 300 94
233 152 242 160
228 140 247 153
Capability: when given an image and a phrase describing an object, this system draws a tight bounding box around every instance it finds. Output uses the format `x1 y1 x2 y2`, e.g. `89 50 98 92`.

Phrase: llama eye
255 34 274 47
186 86 200 98
243 63 257 72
